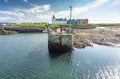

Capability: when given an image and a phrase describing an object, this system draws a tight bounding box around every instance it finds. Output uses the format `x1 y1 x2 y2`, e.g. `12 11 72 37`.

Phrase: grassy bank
12 23 91 28
12 24 46 28
12 23 72 28
12 23 120 28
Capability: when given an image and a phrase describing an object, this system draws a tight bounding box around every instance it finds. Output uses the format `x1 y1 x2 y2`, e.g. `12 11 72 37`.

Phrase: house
67 19 80 25
0 22 10 27
67 19 89 25
83 19 88 24
51 14 89 25
52 15 67 24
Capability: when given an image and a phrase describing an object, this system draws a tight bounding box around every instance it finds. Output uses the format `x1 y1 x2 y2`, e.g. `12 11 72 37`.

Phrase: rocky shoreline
0 27 16 35
73 26 120 48
4 26 43 33
0 26 43 35
1 26 120 48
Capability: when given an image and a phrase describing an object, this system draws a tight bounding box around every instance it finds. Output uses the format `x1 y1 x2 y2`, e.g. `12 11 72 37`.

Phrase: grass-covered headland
12 23 71 28
12 23 120 28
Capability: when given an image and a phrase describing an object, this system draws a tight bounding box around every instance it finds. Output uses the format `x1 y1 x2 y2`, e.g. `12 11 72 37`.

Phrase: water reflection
48 50 73 65
48 50 73 58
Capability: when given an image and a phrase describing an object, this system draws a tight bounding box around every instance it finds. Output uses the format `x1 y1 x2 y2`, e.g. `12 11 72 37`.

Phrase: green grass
12 23 120 28
49 24 71 28
12 23 46 28
12 23 72 28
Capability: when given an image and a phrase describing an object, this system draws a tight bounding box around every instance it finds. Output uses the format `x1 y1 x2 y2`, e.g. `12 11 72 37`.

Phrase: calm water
0 33 120 79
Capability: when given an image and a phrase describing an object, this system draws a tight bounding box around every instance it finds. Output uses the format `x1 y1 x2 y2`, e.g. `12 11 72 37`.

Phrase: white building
52 15 67 24
0 22 10 27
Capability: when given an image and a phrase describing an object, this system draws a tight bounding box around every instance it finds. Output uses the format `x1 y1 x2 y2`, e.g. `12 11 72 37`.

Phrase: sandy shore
73 26 120 48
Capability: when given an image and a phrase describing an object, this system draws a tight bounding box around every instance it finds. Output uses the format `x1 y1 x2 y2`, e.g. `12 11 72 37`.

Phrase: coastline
4 26 43 33
0 27 16 35
73 26 120 48
1 26 120 48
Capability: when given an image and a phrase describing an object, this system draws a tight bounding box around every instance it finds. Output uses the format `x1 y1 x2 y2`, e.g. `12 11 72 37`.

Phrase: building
51 14 89 25
83 19 88 24
67 19 89 25
52 15 67 24
0 22 10 27
67 19 80 25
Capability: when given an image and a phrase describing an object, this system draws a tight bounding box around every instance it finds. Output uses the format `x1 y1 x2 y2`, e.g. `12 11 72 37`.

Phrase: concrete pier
48 33 73 52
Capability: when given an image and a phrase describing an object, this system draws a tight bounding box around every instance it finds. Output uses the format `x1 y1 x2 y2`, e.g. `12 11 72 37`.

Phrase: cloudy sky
0 0 120 23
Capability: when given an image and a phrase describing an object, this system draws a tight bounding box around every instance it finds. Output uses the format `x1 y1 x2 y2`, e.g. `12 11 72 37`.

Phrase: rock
115 34 120 37
73 26 120 48
0 30 16 35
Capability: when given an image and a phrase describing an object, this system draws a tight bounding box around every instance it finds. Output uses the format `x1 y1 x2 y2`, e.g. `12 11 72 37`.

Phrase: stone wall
48 33 73 52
